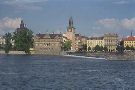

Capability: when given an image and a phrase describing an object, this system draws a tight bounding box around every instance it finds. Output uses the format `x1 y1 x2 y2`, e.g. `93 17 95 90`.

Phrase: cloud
2 0 48 11
98 18 120 28
113 0 129 5
121 18 135 29
0 17 21 33
97 17 135 30
91 17 135 36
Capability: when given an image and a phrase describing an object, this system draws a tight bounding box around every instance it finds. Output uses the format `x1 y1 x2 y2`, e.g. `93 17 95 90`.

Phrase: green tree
13 29 33 54
131 46 134 51
125 45 130 50
94 45 101 52
4 33 12 54
88 46 91 51
116 41 125 54
63 41 71 51
104 46 108 52
100 46 104 51
82 44 87 51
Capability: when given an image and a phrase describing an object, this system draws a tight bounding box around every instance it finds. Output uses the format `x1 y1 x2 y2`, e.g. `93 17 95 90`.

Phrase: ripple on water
0 55 134 89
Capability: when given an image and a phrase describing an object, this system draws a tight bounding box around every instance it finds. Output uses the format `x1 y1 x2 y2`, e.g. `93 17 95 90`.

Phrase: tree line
4 28 33 54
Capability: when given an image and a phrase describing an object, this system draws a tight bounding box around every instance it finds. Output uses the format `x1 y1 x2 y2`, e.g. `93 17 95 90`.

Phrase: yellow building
103 33 118 52
87 37 104 51
123 36 135 48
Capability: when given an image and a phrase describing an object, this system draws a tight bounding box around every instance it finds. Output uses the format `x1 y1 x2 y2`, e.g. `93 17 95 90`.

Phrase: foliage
82 44 87 51
116 45 124 54
63 41 71 51
88 46 91 51
103 46 108 52
13 28 33 54
130 46 134 50
4 33 12 54
94 45 103 52
125 45 131 50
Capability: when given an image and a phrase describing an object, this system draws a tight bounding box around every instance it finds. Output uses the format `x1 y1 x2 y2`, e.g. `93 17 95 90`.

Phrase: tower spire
131 31 133 37
20 20 25 28
69 16 73 28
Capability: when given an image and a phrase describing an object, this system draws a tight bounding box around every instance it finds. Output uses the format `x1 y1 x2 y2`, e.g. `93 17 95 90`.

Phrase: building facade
123 36 135 48
65 17 76 51
16 20 28 32
0 36 5 49
65 17 88 51
34 33 63 55
103 33 118 52
87 37 104 51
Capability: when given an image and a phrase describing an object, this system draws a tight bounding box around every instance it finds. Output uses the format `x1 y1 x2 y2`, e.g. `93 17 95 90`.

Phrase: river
0 55 135 90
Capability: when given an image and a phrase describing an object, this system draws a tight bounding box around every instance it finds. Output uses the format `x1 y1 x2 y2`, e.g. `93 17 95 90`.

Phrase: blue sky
0 0 135 37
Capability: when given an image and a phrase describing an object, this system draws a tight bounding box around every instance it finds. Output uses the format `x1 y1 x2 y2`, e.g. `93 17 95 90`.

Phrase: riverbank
0 51 26 55
67 51 135 60
0 50 135 60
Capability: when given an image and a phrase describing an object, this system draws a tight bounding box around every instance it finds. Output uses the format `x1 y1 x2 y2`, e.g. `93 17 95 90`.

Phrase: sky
0 0 135 37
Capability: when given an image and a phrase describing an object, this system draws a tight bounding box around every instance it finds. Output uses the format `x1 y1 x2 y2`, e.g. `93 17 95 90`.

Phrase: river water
0 55 135 90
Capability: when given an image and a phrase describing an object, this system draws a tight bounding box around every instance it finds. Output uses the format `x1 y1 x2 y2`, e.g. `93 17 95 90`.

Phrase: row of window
35 43 60 46
124 44 135 47
124 41 135 43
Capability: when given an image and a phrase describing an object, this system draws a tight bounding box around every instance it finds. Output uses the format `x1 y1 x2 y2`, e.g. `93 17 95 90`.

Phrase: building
65 17 76 51
103 33 118 52
123 36 135 48
34 33 63 55
0 35 14 49
65 17 88 51
0 36 5 45
87 37 104 51
0 36 5 49
16 20 28 32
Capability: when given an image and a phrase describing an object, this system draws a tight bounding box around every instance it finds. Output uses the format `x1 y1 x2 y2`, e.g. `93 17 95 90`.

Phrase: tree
125 45 130 50
88 46 91 51
4 33 12 54
94 45 101 52
82 44 87 51
63 41 71 51
100 46 104 51
104 46 108 52
116 45 124 54
131 46 134 51
13 28 33 54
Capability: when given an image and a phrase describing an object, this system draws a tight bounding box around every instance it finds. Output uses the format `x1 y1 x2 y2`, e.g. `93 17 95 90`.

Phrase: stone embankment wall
86 52 135 60
0 51 25 54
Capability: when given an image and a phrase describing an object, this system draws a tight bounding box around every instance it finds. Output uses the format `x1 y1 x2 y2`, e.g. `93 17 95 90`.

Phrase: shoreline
0 50 135 60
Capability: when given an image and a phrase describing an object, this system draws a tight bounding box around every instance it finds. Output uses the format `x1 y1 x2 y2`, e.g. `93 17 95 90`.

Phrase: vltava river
0 55 135 90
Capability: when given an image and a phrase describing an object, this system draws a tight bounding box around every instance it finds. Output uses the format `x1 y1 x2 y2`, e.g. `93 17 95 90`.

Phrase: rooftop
123 36 135 41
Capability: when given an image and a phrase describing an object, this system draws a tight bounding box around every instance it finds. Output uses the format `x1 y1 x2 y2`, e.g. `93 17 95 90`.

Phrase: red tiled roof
124 36 135 41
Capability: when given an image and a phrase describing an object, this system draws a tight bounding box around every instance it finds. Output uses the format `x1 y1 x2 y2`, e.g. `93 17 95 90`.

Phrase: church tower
16 20 28 32
66 17 76 51
20 20 25 28
67 17 75 33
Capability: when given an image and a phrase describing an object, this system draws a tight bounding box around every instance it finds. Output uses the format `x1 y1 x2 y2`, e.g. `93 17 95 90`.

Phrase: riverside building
123 36 135 48
103 33 118 52
87 37 104 51
64 17 88 51
34 33 63 55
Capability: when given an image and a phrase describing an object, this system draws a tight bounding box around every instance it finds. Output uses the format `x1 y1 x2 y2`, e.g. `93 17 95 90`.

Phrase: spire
131 31 133 37
20 20 25 28
69 16 73 28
